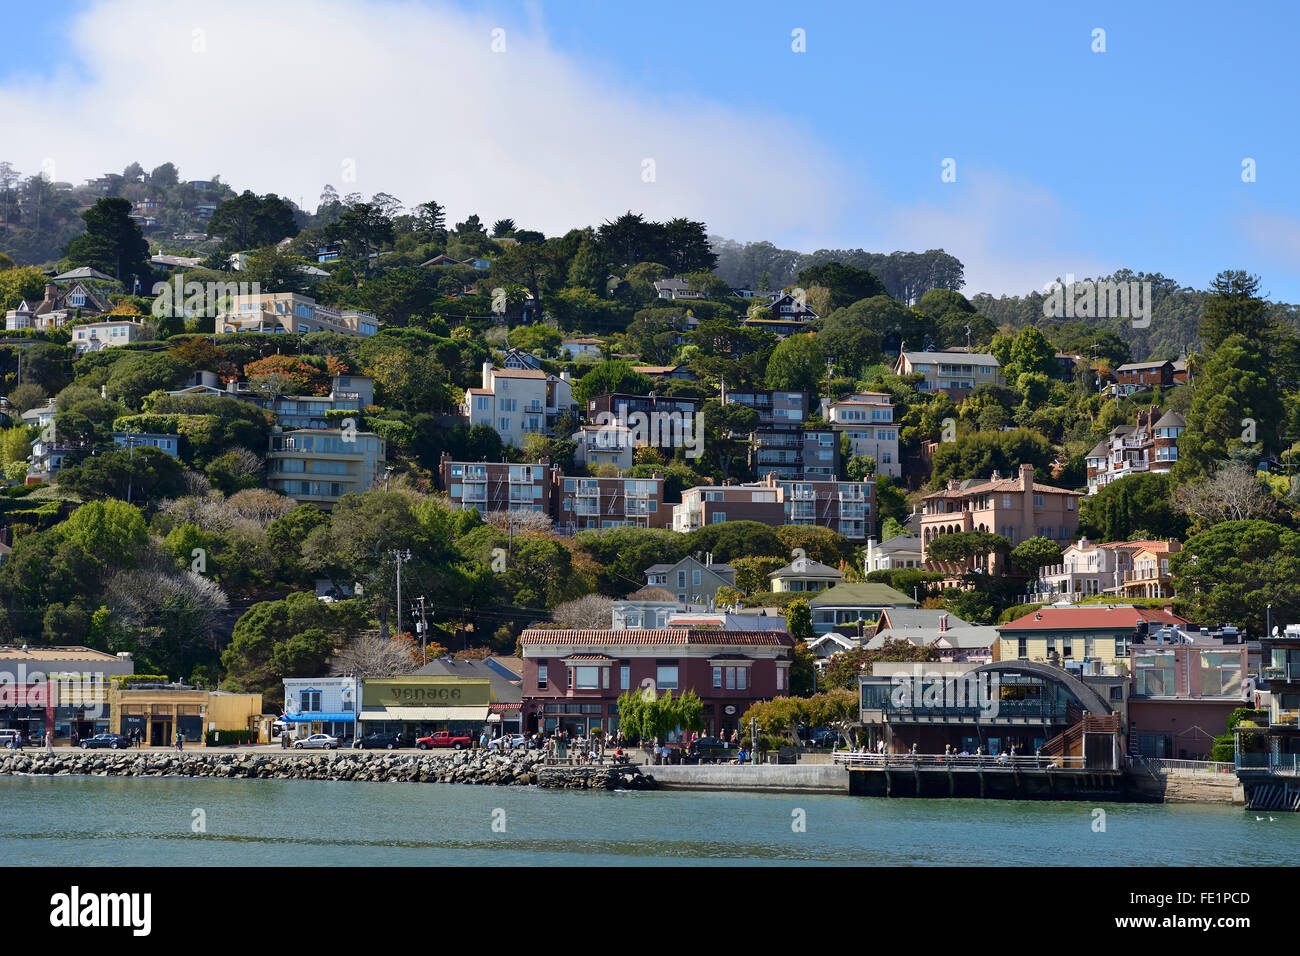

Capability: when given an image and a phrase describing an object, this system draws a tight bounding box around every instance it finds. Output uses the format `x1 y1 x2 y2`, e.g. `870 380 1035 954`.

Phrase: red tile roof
998 606 1188 632
521 628 793 647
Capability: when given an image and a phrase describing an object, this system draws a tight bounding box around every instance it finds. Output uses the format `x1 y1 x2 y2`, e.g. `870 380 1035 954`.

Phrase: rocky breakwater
0 749 656 790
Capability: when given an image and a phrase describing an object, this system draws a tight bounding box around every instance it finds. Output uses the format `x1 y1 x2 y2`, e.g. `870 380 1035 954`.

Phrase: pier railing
1129 756 1235 776
833 752 1089 770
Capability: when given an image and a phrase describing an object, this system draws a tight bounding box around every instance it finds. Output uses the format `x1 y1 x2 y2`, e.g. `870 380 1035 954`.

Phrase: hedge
205 729 259 746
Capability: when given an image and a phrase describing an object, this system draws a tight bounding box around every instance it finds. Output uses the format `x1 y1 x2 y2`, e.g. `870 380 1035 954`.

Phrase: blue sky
2 0 1298 299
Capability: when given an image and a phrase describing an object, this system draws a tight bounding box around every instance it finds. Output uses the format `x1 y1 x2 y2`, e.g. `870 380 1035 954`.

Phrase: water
4 775 1296 866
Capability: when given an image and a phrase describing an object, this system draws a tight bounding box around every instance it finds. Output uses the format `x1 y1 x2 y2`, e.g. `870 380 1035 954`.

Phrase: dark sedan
79 733 128 750
352 732 403 750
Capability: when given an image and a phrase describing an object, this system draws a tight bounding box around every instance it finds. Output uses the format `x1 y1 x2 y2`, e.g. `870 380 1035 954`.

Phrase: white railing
833 752 1089 770
1130 756 1235 775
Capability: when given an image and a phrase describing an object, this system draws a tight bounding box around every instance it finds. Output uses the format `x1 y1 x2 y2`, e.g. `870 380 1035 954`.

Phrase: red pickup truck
416 731 472 751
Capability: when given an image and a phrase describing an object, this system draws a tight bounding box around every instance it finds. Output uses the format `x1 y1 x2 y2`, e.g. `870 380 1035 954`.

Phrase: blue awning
282 713 356 722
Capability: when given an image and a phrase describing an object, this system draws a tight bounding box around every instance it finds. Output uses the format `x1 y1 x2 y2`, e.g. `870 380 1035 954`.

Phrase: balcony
1262 666 1300 683
790 490 817 501
839 505 866 520
838 488 866 502
1272 709 1300 728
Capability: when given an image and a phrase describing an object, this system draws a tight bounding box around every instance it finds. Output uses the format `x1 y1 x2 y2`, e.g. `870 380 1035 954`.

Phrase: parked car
488 734 528 750
810 729 841 748
353 732 402 750
0 730 26 748
80 733 129 750
416 731 471 750
293 733 340 750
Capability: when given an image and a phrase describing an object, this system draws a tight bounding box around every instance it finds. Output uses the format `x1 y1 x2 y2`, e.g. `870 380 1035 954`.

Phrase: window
1135 654 1175 696
713 667 722 689
776 668 785 691
620 665 630 689
725 667 736 690
692 570 702 586
574 666 600 689
537 664 548 689
300 690 321 712
1002 495 1012 509
656 665 679 690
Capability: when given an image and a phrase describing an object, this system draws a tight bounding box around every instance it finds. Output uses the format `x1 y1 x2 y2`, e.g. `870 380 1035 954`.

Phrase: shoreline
0 750 1248 807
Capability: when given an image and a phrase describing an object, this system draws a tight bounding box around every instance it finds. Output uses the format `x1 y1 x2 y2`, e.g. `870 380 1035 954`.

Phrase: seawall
649 764 849 793
0 749 655 791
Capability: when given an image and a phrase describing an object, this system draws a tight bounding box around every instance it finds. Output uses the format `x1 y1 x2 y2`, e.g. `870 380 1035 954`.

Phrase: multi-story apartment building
520 624 795 739
894 350 1002 397
216 292 379 337
70 319 144 355
751 426 838 481
585 392 701 424
553 473 668 533
464 364 576 447
1085 406 1185 493
672 483 784 532
246 374 374 429
765 476 874 541
570 423 637 471
439 458 554 516
920 465 1082 561
721 387 808 431
825 391 901 479
266 427 386 508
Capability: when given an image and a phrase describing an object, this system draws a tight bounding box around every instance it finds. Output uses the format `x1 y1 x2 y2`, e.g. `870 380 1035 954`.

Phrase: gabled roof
900 351 999 366
54 267 115 282
491 368 547 380
769 556 843 579
809 583 918 608
1116 360 1172 371
998 605 1188 632
875 607 972 631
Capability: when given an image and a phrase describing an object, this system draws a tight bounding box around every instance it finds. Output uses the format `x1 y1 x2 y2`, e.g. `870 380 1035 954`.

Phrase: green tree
1176 334 1284 478
785 598 813 641
571 360 654 406
1009 536 1063 574
221 593 367 695
1169 520 1300 636
65 198 152 287
765 334 824 394
207 192 300 251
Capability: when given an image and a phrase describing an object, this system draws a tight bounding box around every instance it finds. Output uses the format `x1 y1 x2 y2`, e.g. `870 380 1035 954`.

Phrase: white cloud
877 170 1117 299
0 0 845 239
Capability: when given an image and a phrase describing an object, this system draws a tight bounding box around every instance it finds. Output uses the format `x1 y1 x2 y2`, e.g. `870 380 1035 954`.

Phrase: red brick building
520 626 795 739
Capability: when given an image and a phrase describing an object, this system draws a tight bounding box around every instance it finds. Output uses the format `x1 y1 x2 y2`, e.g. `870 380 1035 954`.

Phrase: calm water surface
3 775 1295 866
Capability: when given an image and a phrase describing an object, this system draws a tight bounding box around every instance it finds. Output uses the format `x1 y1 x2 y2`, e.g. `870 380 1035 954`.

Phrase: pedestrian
175 730 183 752
45 729 53 753
13 730 21 751
71 729 79 747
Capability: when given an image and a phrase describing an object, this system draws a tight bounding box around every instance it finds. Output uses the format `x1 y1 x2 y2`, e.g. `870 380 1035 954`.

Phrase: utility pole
415 595 429 662
390 549 412 633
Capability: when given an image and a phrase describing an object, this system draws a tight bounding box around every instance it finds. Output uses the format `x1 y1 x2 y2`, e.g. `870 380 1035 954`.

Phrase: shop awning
283 713 356 722
359 706 490 722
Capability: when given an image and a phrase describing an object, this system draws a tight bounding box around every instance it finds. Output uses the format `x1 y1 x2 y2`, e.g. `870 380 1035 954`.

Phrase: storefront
282 677 358 741
0 646 131 743
112 682 263 745
358 676 492 740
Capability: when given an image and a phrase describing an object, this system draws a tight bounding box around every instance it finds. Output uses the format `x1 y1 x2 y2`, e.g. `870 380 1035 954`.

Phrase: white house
463 364 575 448
71 319 144 355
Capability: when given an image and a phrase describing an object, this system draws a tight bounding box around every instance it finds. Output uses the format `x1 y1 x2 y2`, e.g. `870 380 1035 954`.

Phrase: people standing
44 730 53 753
175 730 183 752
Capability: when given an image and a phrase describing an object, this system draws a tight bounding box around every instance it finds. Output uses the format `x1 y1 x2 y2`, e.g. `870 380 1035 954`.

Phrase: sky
1 0 1298 300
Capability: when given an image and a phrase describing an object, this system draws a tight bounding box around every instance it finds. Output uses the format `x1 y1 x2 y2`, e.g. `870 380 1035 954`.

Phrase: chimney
1020 463 1034 491
939 613 948 633
990 469 1000 481
482 362 493 391
44 284 58 303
